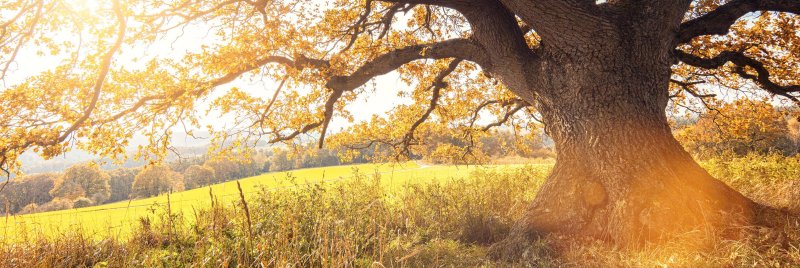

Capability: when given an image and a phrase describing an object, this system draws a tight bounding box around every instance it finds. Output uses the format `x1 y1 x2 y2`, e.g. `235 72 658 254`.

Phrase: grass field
0 155 798 267
0 162 531 242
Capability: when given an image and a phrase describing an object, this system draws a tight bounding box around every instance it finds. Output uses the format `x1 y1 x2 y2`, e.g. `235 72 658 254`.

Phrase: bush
18 203 38 214
36 198 74 213
702 152 800 211
676 100 797 157
72 197 94 208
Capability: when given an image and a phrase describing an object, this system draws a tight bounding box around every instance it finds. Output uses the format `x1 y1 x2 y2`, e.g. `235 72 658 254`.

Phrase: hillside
0 156 798 266
0 162 529 241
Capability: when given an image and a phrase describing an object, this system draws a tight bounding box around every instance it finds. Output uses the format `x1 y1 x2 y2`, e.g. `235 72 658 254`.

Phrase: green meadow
0 156 798 267
0 162 531 242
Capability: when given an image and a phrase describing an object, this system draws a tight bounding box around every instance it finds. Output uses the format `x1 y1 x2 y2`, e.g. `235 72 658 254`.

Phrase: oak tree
50 163 111 204
183 164 216 189
0 172 56 213
2 0 799 256
131 165 184 198
108 168 138 202
203 158 240 182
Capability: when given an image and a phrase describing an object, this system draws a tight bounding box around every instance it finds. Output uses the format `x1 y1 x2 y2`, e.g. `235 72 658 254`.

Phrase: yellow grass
0 162 531 242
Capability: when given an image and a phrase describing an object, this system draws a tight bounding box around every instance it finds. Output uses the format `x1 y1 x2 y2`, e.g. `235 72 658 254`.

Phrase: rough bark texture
476 4 756 260
269 0 777 260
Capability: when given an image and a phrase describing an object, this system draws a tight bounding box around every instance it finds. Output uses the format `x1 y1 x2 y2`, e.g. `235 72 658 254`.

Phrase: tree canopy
676 99 796 157
0 0 798 175
131 165 183 198
50 163 110 203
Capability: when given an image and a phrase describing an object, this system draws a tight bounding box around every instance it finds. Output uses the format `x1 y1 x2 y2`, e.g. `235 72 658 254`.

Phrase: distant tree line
1 153 269 215
5 100 795 215
675 100 800 158
1 129 558 214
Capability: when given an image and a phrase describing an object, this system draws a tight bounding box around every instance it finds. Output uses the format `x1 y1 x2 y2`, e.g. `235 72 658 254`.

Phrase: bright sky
4 1 420 170
4 1 787 171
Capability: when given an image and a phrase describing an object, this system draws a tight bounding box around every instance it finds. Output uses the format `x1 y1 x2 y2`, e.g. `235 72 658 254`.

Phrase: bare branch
669 78 717 98
267 122 323 143
468 98 526 128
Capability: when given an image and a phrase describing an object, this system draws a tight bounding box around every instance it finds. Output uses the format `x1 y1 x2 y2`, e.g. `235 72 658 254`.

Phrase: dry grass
0 154 798 267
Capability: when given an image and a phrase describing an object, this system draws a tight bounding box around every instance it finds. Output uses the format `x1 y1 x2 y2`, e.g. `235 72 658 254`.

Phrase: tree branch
675 49 800 103
54 0 126 145
497 0 613 48
670 78 717 98
677 0 800 44
482 102 527 131
398 59 462 155
468 98 525 129
325 38 488 92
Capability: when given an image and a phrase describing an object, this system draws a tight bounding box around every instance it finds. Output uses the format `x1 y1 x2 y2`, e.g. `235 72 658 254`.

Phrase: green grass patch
0 156 798 267
0 162 533 242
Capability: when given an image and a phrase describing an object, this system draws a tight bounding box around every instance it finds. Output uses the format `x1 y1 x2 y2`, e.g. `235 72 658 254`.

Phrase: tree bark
488 33 755 259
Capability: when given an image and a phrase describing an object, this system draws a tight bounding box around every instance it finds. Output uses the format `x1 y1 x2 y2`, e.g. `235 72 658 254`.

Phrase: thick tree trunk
488 39 755 259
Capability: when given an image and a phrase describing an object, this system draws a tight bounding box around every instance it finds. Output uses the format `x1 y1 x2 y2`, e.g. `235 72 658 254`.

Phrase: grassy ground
0 161 530 241
0 155 798 267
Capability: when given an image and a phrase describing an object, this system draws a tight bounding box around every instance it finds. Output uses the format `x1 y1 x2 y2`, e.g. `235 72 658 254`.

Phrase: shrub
18 203 38 214
702 152 800 211
676 99 796 157
72 197 94 208
36 198 74 213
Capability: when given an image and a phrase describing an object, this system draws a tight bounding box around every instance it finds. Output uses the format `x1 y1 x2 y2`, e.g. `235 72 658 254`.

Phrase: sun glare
70 0 102 14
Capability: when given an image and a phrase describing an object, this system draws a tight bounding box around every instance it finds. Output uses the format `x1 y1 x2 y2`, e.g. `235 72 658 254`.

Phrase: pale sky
4 1 787 171
4 2 419 170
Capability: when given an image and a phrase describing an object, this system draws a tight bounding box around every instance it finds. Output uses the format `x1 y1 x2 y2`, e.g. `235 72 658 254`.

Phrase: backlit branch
57 0 127 144
336 59 463 158
94 38 485 155
481 102 527 131
669 78 716 98
675 49 800 104
341 1 413 51
460 97 530 161
677 0 800 44
0 0 45 81
468 98 526 129
0 0 126 182
669 78 719 112
274 39 484 148
325 38 488 92
96 55 316 125
398 59 462 156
